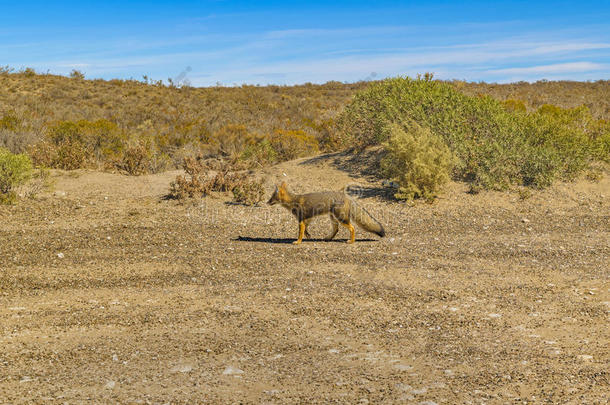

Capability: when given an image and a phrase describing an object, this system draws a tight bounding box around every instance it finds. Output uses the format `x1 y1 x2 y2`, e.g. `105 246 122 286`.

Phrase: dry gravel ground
0 152 608 404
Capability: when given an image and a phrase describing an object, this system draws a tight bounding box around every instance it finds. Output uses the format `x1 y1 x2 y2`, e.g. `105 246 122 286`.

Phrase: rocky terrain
0 152 608 403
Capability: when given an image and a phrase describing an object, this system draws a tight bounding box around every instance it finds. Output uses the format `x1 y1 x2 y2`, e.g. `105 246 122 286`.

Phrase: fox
267 182 385 244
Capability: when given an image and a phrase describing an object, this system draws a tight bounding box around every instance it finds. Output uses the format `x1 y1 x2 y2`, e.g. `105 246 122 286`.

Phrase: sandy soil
0 152 608 404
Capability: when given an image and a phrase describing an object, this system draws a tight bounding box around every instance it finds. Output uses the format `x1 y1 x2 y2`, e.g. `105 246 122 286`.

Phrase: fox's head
268 182 288 205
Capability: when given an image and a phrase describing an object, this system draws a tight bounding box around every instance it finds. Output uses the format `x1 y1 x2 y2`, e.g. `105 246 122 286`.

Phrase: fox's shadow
235 236 377 244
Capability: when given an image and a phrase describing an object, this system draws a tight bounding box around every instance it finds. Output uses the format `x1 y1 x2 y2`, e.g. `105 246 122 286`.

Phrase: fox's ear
280 181 287 189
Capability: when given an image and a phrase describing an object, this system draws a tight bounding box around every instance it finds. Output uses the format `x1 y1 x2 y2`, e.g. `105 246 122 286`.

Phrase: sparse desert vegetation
0 69 608 205
0 69 608 403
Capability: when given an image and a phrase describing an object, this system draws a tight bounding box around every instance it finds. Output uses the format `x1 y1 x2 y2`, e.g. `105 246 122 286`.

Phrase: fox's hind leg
331 205 355 243
304 219 312 239
325 215 339 241
341 222 356 244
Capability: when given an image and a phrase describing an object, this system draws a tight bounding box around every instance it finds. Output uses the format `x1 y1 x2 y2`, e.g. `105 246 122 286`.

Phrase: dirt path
1 154 608 403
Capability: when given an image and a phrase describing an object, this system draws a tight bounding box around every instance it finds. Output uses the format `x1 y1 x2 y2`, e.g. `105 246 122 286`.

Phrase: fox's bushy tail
349 199 385 237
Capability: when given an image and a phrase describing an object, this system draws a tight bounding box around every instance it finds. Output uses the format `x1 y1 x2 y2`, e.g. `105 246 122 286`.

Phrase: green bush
241 137 278 167
381 122 453 201
339 76 607 191
534 105 610 164
501 99 527 113
0 147 33 204
593 128 610 163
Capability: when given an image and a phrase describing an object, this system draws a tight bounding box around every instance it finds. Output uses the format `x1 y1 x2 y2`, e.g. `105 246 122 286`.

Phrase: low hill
1 69 608 155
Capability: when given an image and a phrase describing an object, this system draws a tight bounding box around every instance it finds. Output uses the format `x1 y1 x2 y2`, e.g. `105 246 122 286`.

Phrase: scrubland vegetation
0 66 608 203
340 75 609 196
2 69 609 404
0 147 32 204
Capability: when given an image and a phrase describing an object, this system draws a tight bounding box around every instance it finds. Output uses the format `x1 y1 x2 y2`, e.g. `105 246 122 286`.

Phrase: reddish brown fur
268 182 385 244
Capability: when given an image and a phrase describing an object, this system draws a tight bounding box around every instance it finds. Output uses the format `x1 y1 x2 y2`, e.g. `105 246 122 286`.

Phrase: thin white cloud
528 43 610 53
56 39 609 76
490 62 607 75
264 25 413 40
54 63 91 69
200 41 609 79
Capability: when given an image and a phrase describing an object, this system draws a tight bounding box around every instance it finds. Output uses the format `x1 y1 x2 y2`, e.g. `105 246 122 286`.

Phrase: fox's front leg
293 220 306 244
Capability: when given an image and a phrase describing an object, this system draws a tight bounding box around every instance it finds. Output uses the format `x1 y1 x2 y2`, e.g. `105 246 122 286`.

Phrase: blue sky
1 1 609 86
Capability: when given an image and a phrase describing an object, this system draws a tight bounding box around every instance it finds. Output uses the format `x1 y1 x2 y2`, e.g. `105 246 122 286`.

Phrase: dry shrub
27 141 57 168
168 156 265 205
208 124 252 159
269 129 319 160
239 129 319 167
117 140 153 175
17 167 51 198
0 128 39 154
30 119 123 170
232 178 266 205
168 156 212 199
0 112 40 153
27 119 171 174
0 112 21 131
302 117 340 151
53 137 93 170
69 69 85 80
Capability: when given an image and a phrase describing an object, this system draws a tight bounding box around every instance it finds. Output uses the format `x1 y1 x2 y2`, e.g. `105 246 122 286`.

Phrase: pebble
393 364 413 371
171 364 193 373
222 366 244 375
